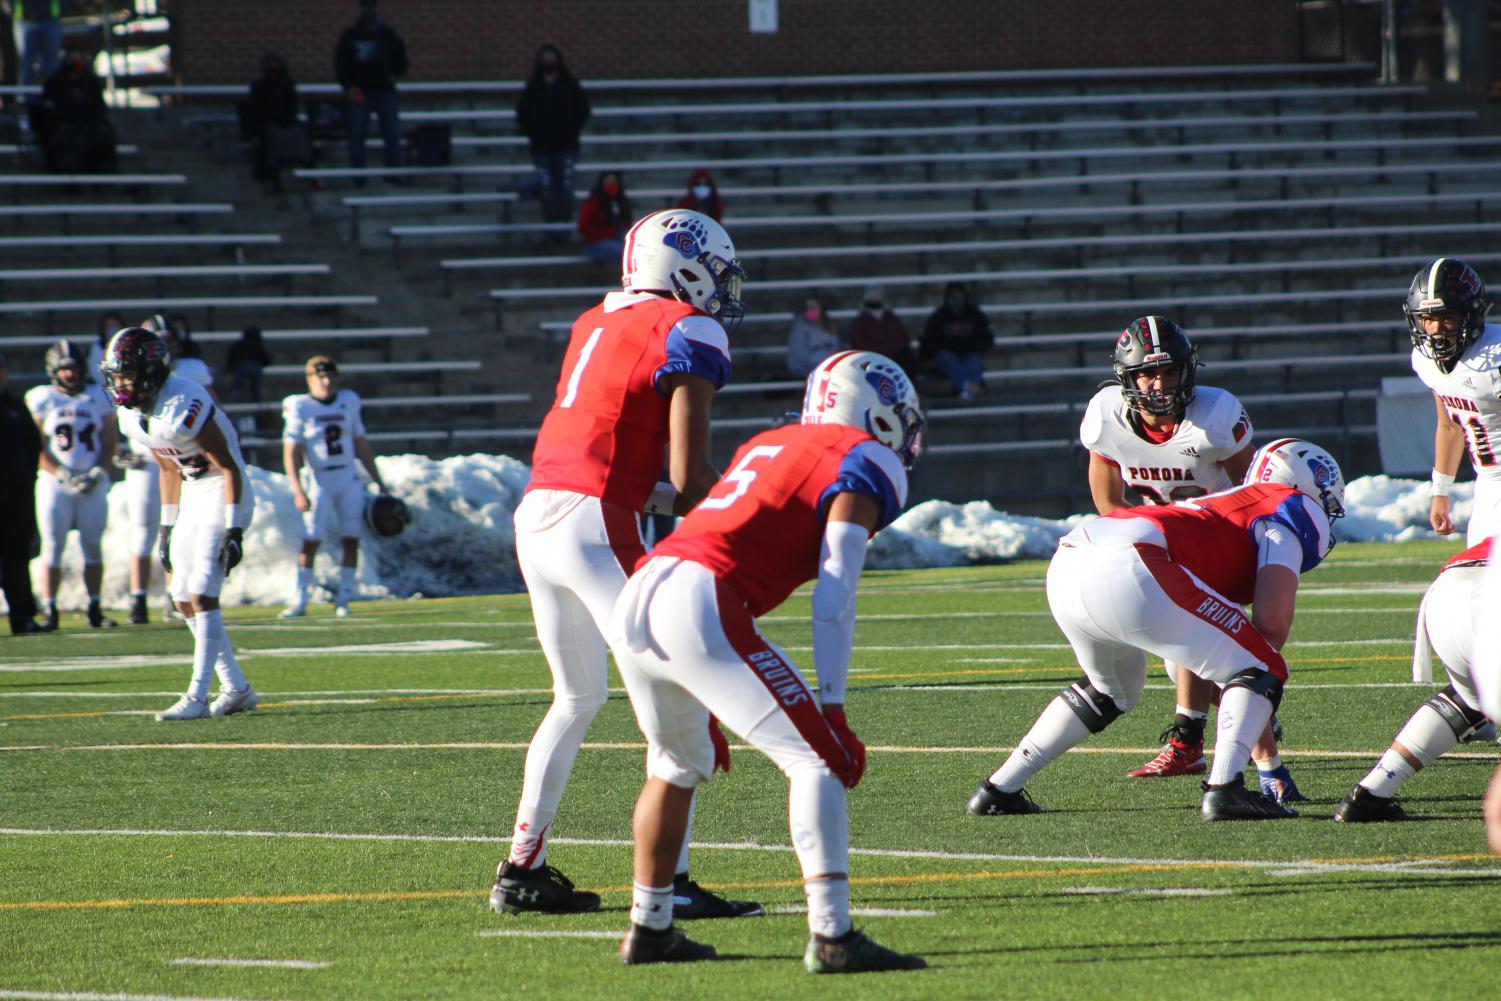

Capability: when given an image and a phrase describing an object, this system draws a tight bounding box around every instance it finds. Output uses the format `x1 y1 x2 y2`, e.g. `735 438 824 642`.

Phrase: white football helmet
802 350 925 469
1245 437 1346 522
621 208 745 331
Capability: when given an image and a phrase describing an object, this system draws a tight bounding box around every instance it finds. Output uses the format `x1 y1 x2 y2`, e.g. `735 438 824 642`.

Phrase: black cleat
39 606 58 632
1334 784 1408 823
967 780 1042 816
1202 775 1298 820
128 594 149 625
87 604 116 629
804 928 927 974
489 861 601 915
620 924 717 965
672 873 763 919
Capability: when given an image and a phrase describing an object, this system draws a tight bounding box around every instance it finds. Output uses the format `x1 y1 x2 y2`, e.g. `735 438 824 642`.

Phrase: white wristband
224 503 248 530
644 481 678 516
160 504 179 527
1431 470 1455 497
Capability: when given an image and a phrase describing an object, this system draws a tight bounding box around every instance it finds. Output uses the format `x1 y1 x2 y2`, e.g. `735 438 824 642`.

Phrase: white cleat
210 686 259 718
156 695 210 722
334 604 351 618
278 605 306 619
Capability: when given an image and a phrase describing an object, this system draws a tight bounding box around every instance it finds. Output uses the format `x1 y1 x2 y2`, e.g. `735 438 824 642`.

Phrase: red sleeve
577 197 612 241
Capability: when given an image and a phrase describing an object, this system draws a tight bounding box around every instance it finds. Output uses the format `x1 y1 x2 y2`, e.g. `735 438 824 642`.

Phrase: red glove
708 715 732 774
823 708 866 789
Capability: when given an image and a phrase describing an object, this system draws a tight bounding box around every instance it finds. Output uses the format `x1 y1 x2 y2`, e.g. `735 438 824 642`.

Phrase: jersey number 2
698 445 784 511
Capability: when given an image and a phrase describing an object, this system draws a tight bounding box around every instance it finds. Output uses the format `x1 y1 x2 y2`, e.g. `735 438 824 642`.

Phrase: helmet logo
1306 454 1336 489
866 370 899 405
1456 267 1482 296
662 216 708 259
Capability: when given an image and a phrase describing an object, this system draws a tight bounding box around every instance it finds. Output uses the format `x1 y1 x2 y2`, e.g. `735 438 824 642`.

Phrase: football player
493 208 759 921
26 339 118 630
1471 538 1501 852
101 327 258 722
1335 539 1496 822
281 356 386 618
1085 318 1299 798
609 350 926 972
969 438 1346 821
121 316 218 625
1407 259 1499 544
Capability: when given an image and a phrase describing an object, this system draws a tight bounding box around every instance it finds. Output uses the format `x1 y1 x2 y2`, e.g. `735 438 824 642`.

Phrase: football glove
222 528 244 576
708 715 731 774
157 525 173 573
1257 764 1307 804
823 707 866 789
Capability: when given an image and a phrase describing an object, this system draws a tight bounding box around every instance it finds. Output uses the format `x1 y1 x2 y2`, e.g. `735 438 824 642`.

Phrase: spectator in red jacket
675 168 722 222
577 171 633 264
849 286 917 378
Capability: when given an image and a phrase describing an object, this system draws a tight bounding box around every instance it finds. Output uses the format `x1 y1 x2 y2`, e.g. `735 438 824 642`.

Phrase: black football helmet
1112 316 1198 417
44 339 88 394
364 493 411 537
1404 258 1490 374
99 327 170 411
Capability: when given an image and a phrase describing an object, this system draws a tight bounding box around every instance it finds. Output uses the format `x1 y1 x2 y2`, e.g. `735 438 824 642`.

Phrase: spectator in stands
9 0 61 95
246 52 306 195
36 48 116 174
786 295 841 377
676 169 723 222
0 349 43 634
87 310 124 383
167 314 202 360
921 281 992 401
849 286 916 378
226 325 272 403
577 171 632 264
516 44 591 224
144 314 216 396
335 0 407 183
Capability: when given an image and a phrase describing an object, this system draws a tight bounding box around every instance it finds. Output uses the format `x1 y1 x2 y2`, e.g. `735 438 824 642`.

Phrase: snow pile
24 455 1476 610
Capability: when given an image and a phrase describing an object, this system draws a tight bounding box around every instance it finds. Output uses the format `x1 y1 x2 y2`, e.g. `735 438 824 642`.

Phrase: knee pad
1060 677 1126 734
1427 684 1490 740
645 742 710 789
37 535 61 568
78 532 103 565
1224 669 1284 712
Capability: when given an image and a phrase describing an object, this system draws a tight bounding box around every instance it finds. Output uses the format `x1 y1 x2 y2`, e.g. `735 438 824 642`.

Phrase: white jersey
25 383 114 474
173 357 215 389
282 389 367 487
1412 322 1501 483
118 374 247 483
1080 384 1253 505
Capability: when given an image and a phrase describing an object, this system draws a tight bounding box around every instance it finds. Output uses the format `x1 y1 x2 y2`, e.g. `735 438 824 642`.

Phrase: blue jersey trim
817 446 904 530
1251 495 1326 573
656 327 731 393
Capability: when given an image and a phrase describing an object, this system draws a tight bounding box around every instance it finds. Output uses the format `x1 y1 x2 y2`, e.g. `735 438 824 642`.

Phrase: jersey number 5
698 445 784 511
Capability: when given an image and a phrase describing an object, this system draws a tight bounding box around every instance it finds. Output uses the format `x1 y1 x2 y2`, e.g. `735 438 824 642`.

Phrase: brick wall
170 0 1300 85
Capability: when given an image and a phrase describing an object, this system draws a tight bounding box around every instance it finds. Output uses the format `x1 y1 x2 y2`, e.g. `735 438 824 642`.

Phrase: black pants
0 498 37 633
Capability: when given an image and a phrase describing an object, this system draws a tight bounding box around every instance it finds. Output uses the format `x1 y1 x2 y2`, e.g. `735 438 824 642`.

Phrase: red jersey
1444 537 1494 571
528 291 731 510
649 423 909 617
1108 482 1332 605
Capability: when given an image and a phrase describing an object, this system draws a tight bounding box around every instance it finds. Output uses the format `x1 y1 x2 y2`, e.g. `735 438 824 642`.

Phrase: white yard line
0 991 279 1001
166 958 329 970
475 930 620 940
766 905 938 916
1060 887 1231 897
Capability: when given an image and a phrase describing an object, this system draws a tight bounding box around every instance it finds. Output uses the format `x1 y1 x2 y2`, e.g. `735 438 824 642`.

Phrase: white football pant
170 476 254 602
1466 477 1501 547
123 466 160 558
1418 565 1486 711
302 473 365 542
35 470 108 566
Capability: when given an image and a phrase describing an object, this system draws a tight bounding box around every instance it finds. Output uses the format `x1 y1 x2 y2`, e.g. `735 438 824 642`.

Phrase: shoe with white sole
156 695 210 722
334 604 351 618
210 687 259 718
278 605 306 619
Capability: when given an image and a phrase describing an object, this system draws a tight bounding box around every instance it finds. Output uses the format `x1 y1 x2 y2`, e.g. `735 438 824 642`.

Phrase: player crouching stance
969 438 1346 821
101 327 258 722
610 351 926 973
1335 540 1496 821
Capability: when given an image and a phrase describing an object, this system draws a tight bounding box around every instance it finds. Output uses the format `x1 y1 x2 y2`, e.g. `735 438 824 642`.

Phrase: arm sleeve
811 518 870 706
1251 519 1306 575
656 314 731 391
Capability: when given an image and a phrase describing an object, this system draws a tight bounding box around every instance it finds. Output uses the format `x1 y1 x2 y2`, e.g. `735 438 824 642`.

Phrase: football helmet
1245 437 1346 523
621 208 746 332
802 350 924 470
1112 316 1198 417
44 339 88 394
364 493 411 537
99 326 170 411
1404 258 1490 374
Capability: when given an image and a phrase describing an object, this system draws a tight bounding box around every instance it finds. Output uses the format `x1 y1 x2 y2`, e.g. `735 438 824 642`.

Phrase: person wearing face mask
848 286 916 378
517 44 591 224
577 171 633 264
787 295 842 377
921 281 992 401
334 0 407 183
676 169 723 222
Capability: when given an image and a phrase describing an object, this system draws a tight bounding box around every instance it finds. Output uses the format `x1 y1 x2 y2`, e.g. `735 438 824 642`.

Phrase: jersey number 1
698 445 784 511
559 328 605 409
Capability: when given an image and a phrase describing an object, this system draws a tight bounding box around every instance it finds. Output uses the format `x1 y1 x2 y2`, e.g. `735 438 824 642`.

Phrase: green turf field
2 538 1498 1001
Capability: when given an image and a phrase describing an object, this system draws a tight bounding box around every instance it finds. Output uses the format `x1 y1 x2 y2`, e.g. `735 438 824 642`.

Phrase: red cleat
1127 737 1206 778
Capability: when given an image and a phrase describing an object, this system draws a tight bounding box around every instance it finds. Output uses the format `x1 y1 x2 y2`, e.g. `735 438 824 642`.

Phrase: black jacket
335 16 408 93
920 302 993 359
0 388 40 498
516 74 591 155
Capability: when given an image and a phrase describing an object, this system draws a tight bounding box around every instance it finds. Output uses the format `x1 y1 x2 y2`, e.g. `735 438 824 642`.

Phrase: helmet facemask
1404 258 1490 374
99 328 168 411
674 250 746 334
1113 317 1198 419
802 350 925 471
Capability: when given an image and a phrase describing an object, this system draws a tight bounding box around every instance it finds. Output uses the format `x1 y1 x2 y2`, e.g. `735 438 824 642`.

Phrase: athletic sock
804 875 852 939
1207 686 1274 786
1360 750 1419 798
1174 707 1208 744
184 614 214 701
293 567 311 606
338 566 356 605
209 613 248 692
630 882 674 931
674 791 696 876
508 812 553 869
989 695 1092 792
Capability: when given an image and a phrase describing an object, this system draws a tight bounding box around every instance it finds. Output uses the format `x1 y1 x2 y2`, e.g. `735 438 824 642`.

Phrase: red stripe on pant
601 500 647 577
1133 543 1289 681
712 578 856 784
